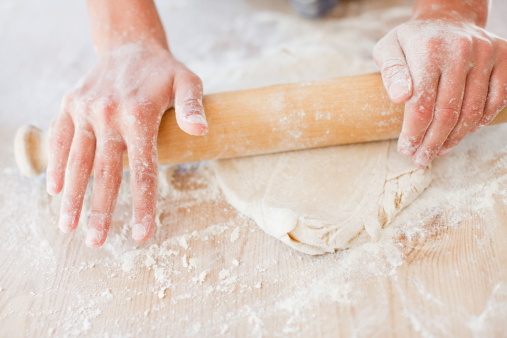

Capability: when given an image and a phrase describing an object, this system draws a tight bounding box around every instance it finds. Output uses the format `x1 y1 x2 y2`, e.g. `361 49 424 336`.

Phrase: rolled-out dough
208 7 431 255
213 140 431 255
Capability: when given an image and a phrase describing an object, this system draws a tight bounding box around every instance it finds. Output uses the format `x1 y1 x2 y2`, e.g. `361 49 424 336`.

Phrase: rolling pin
15 72 507 177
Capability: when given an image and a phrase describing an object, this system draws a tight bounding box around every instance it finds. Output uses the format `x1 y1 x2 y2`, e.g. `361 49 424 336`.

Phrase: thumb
374 37 413 104
174 70 209 136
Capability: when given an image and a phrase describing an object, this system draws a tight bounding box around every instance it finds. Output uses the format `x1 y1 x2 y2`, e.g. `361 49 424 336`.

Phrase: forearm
412 0 490 27
86 0 168 55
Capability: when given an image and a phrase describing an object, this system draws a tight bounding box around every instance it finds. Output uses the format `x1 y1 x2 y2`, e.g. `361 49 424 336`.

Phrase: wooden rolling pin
15 72 507 177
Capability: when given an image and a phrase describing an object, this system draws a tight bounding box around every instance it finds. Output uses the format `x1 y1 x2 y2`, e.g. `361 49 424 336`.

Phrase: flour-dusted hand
373 0 507 167
46 0 208 247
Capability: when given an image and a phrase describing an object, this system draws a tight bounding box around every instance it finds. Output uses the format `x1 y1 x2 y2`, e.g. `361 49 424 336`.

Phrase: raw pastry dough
213 140 431 255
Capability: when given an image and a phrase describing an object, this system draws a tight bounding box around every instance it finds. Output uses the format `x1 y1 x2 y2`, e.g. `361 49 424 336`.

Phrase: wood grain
0 0 507 337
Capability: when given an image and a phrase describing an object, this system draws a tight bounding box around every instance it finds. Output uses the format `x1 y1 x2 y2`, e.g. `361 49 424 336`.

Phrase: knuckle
423 38 442 54
133 207 153 220
464 108 483 124
93 97 119 125
132 166 158 187
381 60 407 80
95 161 121 181
74 122 95 140
99 133 125 151
67 154 90 170
456 37 473 56
62 195 81 213
186 71 203 86
133 207 148 215
477 39 493 56
412 104 434 124
49 132 68 151
61 92 74 108
178 67 203 88
71 98 89 117
89 210 110 222
436 107 460 125
126 105 152 127
423 144 439 155
93 96 118 114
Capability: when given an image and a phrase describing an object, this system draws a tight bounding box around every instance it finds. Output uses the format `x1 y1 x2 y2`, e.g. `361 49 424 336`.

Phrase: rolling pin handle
14 124 49 178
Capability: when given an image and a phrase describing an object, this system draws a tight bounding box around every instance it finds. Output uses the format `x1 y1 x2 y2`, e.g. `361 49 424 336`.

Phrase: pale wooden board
0 0 506 337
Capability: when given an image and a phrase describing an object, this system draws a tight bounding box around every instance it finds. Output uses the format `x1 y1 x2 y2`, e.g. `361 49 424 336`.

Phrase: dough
208 8 431 254
213 141 431 255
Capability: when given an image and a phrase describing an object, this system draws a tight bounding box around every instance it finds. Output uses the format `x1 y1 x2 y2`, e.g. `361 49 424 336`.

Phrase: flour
230 227 241 243
1 0 507 337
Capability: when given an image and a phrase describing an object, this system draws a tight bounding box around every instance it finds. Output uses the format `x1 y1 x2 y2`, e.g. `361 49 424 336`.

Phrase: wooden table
0 0 506 336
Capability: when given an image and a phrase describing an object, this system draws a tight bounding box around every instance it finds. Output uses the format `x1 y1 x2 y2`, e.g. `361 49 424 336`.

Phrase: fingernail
59 214 74 233
86 228 103 247
389 80 409 101
184 113 208 127
132 223 149 241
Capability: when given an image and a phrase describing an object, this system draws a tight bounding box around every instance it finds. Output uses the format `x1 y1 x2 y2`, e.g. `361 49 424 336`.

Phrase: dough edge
212 143 432 255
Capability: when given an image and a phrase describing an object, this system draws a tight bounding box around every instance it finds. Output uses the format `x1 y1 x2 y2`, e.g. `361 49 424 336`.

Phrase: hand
374 17 507 167
46 43 208 247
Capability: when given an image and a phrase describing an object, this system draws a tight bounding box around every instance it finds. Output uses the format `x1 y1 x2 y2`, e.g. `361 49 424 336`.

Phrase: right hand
46 43 208 247
374 11 507 167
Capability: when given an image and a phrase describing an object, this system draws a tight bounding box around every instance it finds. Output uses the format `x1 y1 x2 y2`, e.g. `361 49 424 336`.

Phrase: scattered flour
230 227 240 243
219 269 231 280
0 0 506 337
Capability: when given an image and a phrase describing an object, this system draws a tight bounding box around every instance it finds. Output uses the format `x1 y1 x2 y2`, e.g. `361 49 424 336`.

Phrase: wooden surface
1 0 507 337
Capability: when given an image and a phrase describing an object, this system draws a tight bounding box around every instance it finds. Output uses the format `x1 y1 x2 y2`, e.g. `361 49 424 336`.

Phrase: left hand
374 17 507 167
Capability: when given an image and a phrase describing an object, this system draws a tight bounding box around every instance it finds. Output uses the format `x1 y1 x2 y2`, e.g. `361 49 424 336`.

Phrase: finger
174 70 208 136
58 128 96 233
127 129 158 242
397 67 440 157
47 101 75 195
439 61 492 155
414 67 467 167
85 134 125 248
373 32 414 103
471 63 507 132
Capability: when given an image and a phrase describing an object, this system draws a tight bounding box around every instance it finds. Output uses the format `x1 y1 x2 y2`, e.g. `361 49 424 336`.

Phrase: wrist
94 33 170 57
86 0 169 56
95 41 173 63
411 0 489 27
